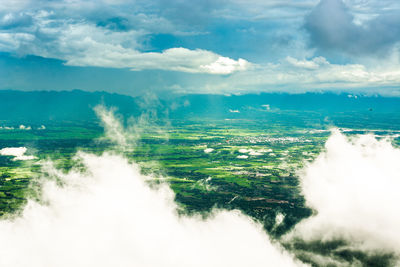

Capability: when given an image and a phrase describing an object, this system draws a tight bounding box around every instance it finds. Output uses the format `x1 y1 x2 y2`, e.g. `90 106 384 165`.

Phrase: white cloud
204 148 214 153
183 56 400 95
286 130 400 256
286 56 328 70
0 151 305 267
95 106 129 148
200 57 250 75
0 126 14 130
1 0 399 93
0 12 251 75
0 32 34 51
0 147 36 160
126 48 250 74
278 56 400 86
19 124 31 130
262 104 270 110
0 108 303 266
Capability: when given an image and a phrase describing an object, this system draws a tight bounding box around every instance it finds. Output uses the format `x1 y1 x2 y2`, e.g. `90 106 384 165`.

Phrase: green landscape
1 91 400 266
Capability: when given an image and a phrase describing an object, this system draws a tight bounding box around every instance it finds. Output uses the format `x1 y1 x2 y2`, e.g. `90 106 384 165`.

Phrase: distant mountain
0 90 399 125
171 93 400 117
0 90 141 124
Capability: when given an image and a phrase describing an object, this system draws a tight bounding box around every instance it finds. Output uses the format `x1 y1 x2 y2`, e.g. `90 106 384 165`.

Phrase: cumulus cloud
126 48 250 74
286 130 400 259
200 56 250 75
282 56 400 86
0 9 250 74
0 146 36 160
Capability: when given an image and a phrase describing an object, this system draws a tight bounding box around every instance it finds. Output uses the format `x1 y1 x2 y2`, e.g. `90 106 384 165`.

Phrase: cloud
19 124 31 130
0 12 32 29
285 56 328 70
124 48 250 74
0 109 305 267
174 56 400 95
3 107 400 265
199 56 249 75
0 126 14 130
95 106 129 148
211 0 318 21
1 0 400 93
0 12 250 74
286 130 400 259
0 0 30 12
305 0 400 56
0 146 36 160
204 148 214 153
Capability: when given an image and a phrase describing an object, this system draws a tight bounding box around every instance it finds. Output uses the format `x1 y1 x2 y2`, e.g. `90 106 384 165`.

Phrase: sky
0 0 399 96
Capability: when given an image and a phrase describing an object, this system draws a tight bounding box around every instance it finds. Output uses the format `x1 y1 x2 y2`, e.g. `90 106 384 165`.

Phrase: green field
2 103 400 267
2 112 399 240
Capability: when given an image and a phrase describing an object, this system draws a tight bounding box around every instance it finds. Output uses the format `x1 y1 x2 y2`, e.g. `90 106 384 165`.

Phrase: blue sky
0 0 399 96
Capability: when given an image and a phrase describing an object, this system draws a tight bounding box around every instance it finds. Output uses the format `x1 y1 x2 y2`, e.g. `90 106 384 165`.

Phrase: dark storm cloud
305 0 400 56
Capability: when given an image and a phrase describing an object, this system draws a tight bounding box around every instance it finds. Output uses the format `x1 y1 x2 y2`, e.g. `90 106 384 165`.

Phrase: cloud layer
0 151 305 267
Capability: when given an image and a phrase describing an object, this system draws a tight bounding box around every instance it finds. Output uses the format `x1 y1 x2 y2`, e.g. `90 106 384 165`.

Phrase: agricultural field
1 111 399 239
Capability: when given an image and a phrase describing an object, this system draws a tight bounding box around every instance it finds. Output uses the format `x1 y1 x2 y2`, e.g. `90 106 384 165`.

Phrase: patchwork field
2 111 399 241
